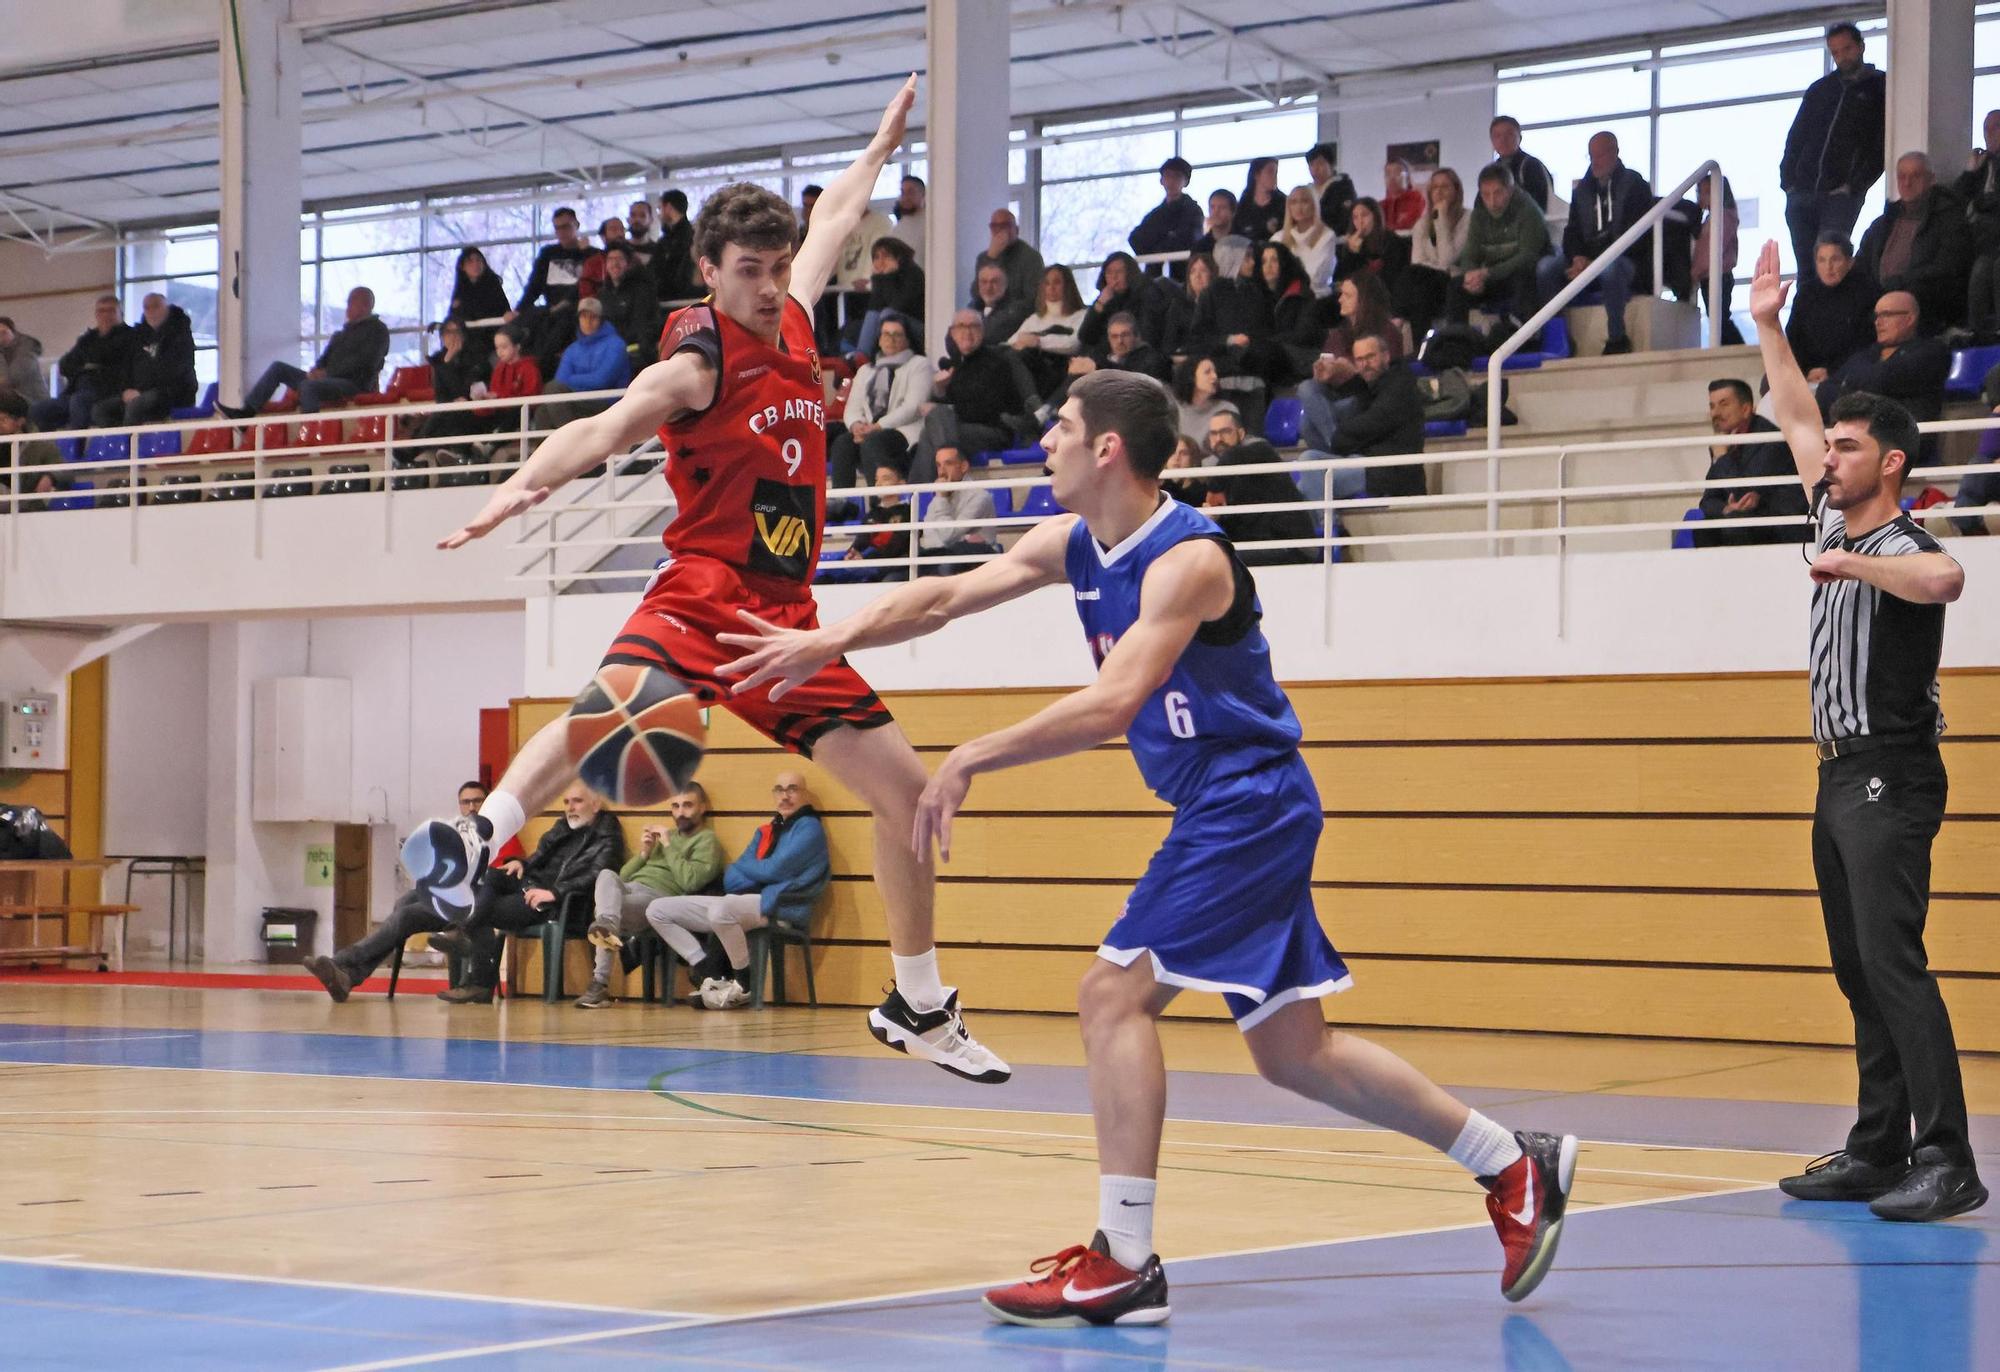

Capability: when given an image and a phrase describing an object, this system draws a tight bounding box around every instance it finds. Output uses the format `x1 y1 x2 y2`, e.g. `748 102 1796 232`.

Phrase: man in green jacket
577 783 725 1007
1447 162 1553 330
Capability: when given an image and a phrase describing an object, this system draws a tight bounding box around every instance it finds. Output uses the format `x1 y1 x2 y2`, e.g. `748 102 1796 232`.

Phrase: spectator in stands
1129 156 1205 278
1295 274 1414 387
917 447 998 574
1077 252 1149 355
1381 159 1425 232
511 206 594 371
31 295 133 432
1787 232 1877 381
99 292 195 427
1856 151 1972 331
975 209 1046 308
576 783 725 1009
1814 289 1951 425
1694 175 1745 346
1250 242 1314 384
825 197 896 351
830 314 931 512
1173 356 1230 442
1536 130 1651 356
1307 144 1358 235
1333 198 1410 291
916 309 1041 482
448 246 510 363
1155 252 1213 360
536 297 631 430
851 236 925 359
0 318 47 406
1781 23 1887 274
972 262 1030 348
431 782 626 1004
470 323 542 428
1007 264 1088 394
1194 190 1238 258
1202 408 1317 564
646 770 829 1009
841 462 914 579
1488 116 1554 213
626 197 659 250
1237 158 1288 241
1958 110 2000 334
1188 238 1273 367
1951 362 2000 535
1276 186 1336 296
1163 433 1209 504
890 174 927 264
1075 312 1172 384
798 184 822 239
578 216 626 298
220 287 386 418
1450 163 1552 328
407 318 485 456
1693 378 1807 547
654 189 697 301
592 244 662 367
1297 334 1426 504
0 392 63 502
1403 168 1469 338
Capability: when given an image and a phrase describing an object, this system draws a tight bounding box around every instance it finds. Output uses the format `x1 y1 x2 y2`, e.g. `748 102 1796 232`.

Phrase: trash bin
261 907 317 964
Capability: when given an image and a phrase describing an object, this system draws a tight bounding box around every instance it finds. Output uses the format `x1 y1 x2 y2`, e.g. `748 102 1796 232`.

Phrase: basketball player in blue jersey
718 371 1577 1326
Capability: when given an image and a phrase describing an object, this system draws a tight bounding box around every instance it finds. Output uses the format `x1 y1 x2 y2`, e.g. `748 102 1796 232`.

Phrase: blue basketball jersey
1065 498 1302 807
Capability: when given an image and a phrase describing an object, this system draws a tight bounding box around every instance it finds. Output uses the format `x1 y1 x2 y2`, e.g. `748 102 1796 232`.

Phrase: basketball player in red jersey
405 77 1008 1084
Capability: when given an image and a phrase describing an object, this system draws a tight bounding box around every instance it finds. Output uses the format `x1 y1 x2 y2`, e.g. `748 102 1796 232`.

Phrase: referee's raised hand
1748 239 1788 326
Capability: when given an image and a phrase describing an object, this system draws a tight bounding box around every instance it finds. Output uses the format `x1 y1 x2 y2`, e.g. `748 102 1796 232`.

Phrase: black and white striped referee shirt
1809 508 1953 744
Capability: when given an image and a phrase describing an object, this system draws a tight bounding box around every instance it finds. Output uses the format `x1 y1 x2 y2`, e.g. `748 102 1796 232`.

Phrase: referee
1748 240 1986 1223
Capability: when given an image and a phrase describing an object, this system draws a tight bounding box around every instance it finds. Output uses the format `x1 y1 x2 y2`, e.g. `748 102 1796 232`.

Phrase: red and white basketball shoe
982 1232 1170 1327
1483 1130 1578 1302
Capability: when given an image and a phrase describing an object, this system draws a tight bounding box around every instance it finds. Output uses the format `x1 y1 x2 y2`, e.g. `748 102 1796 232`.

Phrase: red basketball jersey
655 296 828 598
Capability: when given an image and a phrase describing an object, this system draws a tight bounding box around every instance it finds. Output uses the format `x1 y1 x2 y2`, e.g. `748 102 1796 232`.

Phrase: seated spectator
918 447 998 574
577 216 626 298
1202 408 1317 564
1856 152 1972 331
1489 115 1554 214
821 198 895 351
1237 158 1288 242
1693 378 1808 547
1333 198 1410 291
841 463 914 579
593 244 661 366
1187 238 1274 366
974 209 1046 308
1163 434 1210 504
798 184 822 243
854 237 926 358
653 189 698 301
1952 360 2000 535
447 246 511 363
1297 334 1426 503
625 196 661 267
1193 189 1239 257
1174 356 1230 442
1449 163 1552 328
1959 110 2000 333
1380 159 1425 232
1536 130 1652 357
100 292 195 427
220 287 386 417
31 295 134 432
471 324 543 443
830 314 931 508
1129 156 1205 278
1814 290 1951 424
1307 143 1358 234
971 261 1029 348
429 782 625 1003
407 318 489 458
510 205 595 373
1073 311 1172 384
646 771 829 1009
1155 252 1215 360
1293 274 1414 384
536 297 631 430
1250 242 1314 384
1006 264 1088 394
1402 168 1469 338
576 783 726 1008
0 318 47 406
1787 233 1876 381
889 174 927 264
303 781 526 1000
914 310 1042 481
1078 252 1148 354
1276 186 1337 295
0 392 64 502
1694 175 1745 346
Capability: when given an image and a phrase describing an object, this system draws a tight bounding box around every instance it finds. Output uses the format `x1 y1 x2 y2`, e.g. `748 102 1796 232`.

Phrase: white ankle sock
1097 1175 1157 1269
1447 1111 1524 1178
477 791 526 851
892 949 946 1012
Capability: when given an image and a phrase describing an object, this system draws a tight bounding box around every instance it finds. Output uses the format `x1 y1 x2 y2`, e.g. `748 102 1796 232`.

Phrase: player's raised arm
436 350 718 550
789 76 917 309
1747 239 1831 493
715 509 1075 700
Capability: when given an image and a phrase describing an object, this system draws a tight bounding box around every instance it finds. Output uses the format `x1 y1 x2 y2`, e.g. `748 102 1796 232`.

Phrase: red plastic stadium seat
296 418 346 450
186 426 236 456
239 422 293 453
389 365 434 402
350 413 387 444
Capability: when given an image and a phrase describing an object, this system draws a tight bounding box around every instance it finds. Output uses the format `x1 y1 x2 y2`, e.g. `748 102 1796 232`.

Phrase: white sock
1447 1111 1524 1178
892 949 946 1012
477 790 526 851
1097 1175 1157 1269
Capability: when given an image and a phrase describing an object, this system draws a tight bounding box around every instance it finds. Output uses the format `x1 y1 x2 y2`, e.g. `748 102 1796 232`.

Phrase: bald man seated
649 770 831 1009
1814 289 1952 427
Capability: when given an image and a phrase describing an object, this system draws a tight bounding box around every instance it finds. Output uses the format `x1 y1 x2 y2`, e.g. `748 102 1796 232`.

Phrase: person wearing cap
536 295 632 432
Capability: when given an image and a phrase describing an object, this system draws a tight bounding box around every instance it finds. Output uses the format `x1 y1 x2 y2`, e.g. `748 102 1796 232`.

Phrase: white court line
0 1033 196 1047
316 1179 1780 1372
0 1253 693 1319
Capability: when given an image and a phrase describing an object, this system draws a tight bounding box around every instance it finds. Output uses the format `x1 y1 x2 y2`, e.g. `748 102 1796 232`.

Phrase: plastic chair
54 438 82 463
915 490 934 520
239 422 293 453
350 413 387 444
137 430 181 460
989 485 1015 519
85 434 130 463
1021 485 1064 518
992 445 1047 466
213 471 255 501
746 916 818 1009
270 467 314 497
47 480 95 511
322 463 373 494
296 418 345 450
151 474 202 505
168 382 219 421
99 477 145 509
1541 316 1572 359
1672 506 1705 550
186 426 235 457
1264 396 1304 446
1944 345 2000 399
1424 419 1468 439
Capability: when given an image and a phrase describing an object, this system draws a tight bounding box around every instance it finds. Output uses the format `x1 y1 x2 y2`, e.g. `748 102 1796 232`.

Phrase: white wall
1334 63 1497 201
104 622 208 856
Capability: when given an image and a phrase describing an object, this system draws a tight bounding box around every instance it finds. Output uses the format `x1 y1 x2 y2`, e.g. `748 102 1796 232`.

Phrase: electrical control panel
4 693 58 767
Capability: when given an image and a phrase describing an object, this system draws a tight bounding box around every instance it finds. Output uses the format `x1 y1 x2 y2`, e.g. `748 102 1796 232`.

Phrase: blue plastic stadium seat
1944 345 2000 399
994 445 1046 466
988 485 1015 519
49 480 96 512
1021 485 1064 519
168 382 219 422
1424 419 1468 439
85 434 130 463
1264 396 1303 446
1541 315 1571 359
137 430 182 460
968 449 1003 467
915 490 934 520
1672 506 1705 550
54 438 83 463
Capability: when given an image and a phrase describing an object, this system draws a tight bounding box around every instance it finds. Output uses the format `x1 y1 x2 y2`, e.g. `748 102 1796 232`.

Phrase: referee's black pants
1812 744 1973 1169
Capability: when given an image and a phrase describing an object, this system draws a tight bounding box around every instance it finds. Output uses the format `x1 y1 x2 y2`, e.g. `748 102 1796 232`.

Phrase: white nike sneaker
399 815 490 918
867 986 1011 1084
699 977 751 1011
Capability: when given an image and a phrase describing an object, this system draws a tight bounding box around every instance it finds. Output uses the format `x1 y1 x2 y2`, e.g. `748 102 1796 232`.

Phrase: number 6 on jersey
1164 691 1196 739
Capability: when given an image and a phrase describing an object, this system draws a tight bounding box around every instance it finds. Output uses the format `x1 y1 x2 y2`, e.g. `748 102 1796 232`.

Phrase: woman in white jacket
830 312 933 517
1007 264 1088 393
1400 167 1468 339
1276 186 1337 296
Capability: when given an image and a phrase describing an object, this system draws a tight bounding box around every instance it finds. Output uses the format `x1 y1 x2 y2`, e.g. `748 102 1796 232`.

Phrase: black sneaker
400 815 491 919
867 986 1010 1084
304 955 351 1003
427 926 473 960
1779 1150 1909 1202
1601 336 1634 356
1868 1148 1988 1222
214 402 255 420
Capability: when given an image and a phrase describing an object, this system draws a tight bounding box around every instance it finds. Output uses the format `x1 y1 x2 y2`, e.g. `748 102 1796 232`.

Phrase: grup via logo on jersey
756 511 812 559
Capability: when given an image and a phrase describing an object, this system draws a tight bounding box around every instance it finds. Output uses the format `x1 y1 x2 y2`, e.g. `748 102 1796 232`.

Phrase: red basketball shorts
601 555 894 758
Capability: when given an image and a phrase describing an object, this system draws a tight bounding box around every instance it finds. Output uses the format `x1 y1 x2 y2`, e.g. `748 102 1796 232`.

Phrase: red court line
0 968 448 994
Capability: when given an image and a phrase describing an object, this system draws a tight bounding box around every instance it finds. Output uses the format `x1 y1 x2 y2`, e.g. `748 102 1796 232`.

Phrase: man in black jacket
98 294 197 427
1307 144 1359 234
911 310 1041 482
594 244 662 366
653 190 698 302
1693 378 1808 548
31 295 134 433
1958 110 2000 332
1855 152 1972 331
430 782 626 1003
1129 156 1205 279
1488 117 1554 214
1781 23 1887 273
1535 131 1652 356
1815 291 1951 425
513 205 596 373
1298 337 1426 503
1202 409 1318 564
221 287 390 416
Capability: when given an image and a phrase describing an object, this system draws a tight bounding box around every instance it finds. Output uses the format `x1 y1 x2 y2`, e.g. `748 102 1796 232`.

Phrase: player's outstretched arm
789 76 916 309
912 538 1236 861
437 351 717 550
1747 238 1829 493
716 511 1075 699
